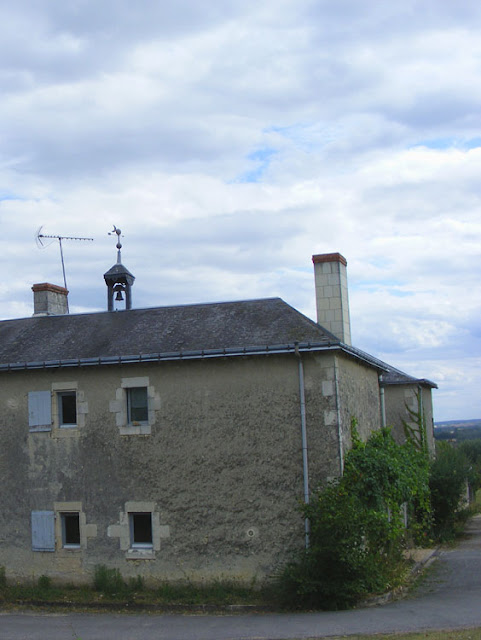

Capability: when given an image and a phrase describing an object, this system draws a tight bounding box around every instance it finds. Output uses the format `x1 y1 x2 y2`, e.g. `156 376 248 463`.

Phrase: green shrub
278 484 404 609
429 442 470 541
458 439 481 492
344 426 432 541
277 425 431 610
93 565 125 595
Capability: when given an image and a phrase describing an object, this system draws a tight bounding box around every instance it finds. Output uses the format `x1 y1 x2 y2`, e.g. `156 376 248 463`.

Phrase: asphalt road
2 515 481 640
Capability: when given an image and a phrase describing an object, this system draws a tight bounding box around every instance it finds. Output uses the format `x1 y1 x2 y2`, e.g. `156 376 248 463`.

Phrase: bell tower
103 226 135 311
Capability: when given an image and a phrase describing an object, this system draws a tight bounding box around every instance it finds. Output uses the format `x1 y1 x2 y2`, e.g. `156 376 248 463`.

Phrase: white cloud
0 0 480 420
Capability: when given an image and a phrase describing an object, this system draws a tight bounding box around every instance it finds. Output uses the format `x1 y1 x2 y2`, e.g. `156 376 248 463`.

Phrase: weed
127 575 144 592
93 565 125 595
0 566 6 590
37 575 52 591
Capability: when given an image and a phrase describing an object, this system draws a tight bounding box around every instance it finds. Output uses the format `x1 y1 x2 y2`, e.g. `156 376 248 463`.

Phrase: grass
0 570 274 611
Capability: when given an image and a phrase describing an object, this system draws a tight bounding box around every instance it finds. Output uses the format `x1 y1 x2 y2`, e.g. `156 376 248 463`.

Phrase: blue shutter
31 511 55 552
28 391 51 431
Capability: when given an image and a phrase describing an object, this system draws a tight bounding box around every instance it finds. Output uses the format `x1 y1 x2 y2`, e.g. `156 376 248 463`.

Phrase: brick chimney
32 283 69 316
312 253 351 345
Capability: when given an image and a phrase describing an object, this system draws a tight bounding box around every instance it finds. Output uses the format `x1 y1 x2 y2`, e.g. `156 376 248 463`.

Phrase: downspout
379 374 386 428
417 384 424 417
417 384 425 451
295 345 310 549
334 358 344 475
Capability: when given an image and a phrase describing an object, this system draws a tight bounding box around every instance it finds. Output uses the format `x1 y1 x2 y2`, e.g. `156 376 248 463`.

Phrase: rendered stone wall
300 352 344 487
0 353 341 585
335 355 382 463
385 384 435 453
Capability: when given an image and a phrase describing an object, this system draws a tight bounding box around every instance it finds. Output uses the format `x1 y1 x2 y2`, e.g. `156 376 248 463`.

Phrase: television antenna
35 226 94 303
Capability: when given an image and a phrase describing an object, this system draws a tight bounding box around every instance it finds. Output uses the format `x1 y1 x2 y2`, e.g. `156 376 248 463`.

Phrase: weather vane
108 225 123 262
35 227 94 309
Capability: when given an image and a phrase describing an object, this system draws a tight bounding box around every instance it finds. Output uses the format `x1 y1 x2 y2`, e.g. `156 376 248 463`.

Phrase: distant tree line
435 423 481 442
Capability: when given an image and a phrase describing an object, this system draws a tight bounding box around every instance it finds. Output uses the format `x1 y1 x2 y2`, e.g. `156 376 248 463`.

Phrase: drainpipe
417 384 424 417
379 374 386 428
417 384 425 451
334 358 344 475
295 345 310 549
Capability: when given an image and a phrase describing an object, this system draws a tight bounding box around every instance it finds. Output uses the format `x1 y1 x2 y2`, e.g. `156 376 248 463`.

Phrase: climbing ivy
344 422 432 540
402 390 429 456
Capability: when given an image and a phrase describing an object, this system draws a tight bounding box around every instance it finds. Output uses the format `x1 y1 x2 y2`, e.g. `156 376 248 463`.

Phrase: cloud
0 0 480 420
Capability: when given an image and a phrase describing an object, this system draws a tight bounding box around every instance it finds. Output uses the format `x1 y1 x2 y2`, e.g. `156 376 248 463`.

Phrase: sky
0 0 480 422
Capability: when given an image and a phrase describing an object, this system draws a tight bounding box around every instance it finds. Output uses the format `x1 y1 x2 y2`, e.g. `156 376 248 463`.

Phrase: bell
115 289 124 301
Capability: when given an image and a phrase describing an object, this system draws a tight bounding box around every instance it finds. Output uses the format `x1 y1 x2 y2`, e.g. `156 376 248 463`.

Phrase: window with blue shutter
31 511 55 552
28 391 52 431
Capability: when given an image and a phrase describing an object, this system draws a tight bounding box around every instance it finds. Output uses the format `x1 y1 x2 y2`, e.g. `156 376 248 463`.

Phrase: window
129 513 153 548
29 383 86 434
58 391 77 427
61 513 81 548
111 377 159 436
32 504 96 553
127 387 148 424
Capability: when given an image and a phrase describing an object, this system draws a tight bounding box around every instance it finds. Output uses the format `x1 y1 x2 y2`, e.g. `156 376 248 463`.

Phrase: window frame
126 387 149 425
111 377 159 436
60 512 81 549
129 512 153 549
57 390 77 428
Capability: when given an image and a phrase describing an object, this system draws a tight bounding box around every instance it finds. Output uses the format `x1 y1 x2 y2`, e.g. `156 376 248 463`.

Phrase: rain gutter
0 341 389 373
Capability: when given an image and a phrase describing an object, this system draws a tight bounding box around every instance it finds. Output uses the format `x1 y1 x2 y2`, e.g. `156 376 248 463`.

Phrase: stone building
0 249 436 584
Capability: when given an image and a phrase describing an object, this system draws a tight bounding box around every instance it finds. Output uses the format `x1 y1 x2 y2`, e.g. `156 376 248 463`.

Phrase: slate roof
347 345 437 389
0 296 431 380
0 297 350 370
380 364 438 388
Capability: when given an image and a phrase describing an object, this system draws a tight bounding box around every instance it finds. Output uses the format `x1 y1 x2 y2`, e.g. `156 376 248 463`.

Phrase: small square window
127 387 148 424
58 391 77 427
129 513 153 548
61 513 80 548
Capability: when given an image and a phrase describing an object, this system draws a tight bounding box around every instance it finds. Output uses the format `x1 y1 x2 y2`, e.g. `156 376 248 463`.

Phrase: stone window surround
107 501 170 560
51 381 88 435
109 376 160 436
53 501 97 553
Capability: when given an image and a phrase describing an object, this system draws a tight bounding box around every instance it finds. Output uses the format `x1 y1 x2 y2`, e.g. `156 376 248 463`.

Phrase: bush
429 442 471 541
279 485 403 609
344 426 432 542
458 439 481 492
277 426 431 609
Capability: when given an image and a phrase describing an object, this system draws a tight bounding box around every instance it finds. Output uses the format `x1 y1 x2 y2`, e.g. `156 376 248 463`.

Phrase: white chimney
312 253 351 345
32 283 69 316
